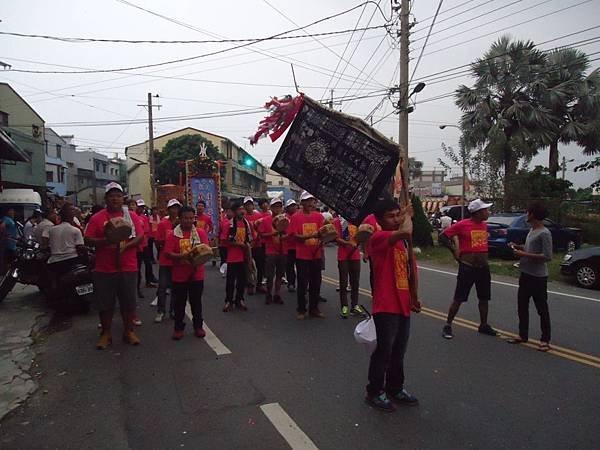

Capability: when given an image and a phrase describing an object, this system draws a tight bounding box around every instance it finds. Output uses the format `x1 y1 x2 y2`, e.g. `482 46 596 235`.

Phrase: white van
0 188 43 222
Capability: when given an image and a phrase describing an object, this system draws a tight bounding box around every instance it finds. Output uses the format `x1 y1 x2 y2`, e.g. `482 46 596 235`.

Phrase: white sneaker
166 288 171 295
154 312 165 323
150 296 158 307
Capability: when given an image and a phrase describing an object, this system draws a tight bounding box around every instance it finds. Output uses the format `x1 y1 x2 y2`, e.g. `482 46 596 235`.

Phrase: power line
415 0 482 27
0 25 387 45
409 0 443 83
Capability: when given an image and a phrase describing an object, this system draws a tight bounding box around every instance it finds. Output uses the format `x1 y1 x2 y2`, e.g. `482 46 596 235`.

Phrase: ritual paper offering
261 96 399 224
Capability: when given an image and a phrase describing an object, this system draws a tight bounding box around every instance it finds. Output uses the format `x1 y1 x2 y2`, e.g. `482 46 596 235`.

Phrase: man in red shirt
195 200 214 235
163 206 210 340
148 206 161 263
290 191 325 319
243 196 265 295
84 182 144 350
333 216 365 318
154 198 182 323
285 199 298 292
259 198 288 305
365 198 420 412
221 200 251 312
439 199 498 339
135 199 157 298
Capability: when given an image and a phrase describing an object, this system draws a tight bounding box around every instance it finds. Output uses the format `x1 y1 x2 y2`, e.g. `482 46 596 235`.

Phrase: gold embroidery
470 230 488 249
234 227 246 244
393 247 409 290
179 239 192 254
303 223 318 246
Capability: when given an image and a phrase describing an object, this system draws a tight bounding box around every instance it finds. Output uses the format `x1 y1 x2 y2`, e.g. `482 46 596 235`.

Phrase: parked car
487 213 582 257
560 247 600 289
440 205 470 222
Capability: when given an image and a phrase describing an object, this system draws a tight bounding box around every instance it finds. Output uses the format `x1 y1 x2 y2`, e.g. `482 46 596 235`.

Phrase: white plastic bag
220 263 228 276
354 316 377 355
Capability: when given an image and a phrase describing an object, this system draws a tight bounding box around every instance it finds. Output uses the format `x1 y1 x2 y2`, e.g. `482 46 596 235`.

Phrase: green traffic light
244 158 254 167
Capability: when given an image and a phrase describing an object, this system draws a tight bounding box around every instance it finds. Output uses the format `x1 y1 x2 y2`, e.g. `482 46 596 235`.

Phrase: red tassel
250 95 304 146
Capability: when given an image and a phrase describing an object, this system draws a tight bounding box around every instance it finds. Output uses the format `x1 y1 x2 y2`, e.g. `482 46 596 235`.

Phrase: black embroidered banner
271 96 399 224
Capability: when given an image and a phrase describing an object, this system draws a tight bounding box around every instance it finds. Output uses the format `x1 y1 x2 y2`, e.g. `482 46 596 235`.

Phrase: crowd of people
0 182 554 413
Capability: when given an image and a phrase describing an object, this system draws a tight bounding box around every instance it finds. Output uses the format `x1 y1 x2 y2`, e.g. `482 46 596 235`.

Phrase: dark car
560 246 600 289
440 205 470 222
487 213 582 257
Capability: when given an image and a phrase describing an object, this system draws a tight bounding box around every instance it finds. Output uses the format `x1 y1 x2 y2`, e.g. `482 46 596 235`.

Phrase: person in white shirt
23 210 41 240
34 210 58 246
44 205 85 276
440 212 452 231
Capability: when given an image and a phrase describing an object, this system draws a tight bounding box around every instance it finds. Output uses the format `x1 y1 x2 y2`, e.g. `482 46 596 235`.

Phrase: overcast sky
1 0 599 188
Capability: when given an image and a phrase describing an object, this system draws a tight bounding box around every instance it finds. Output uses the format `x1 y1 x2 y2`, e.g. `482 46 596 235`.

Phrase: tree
511 166 572 209
540 48 600 177
455 36 554 208
574 156 600 189
408 157 423 180
154 134 226 185
411 194 433 248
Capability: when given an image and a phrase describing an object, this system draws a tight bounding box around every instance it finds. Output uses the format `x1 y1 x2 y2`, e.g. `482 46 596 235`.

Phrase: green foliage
154 134 226 185
411 194 433 248
574 156 600 188
511 166 572 208
408 157 423 180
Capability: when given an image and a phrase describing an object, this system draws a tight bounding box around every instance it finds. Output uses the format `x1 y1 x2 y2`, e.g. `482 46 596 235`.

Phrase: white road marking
260 403 319 450
418 265 600 303
185 304 232 355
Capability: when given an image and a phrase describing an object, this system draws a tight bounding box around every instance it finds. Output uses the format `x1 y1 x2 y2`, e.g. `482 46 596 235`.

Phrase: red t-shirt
220 217 250 263
163 228 209 282
258 215 287 256
284 212 297 251
149 215 161 239
368 231 415 316
244 211 263 248
140 214 151 248
157 218 177 266
442 219 488 255
290 211 325 260
333 218 360 261
362 214 382 231
84 209 144 273
196 213 214 234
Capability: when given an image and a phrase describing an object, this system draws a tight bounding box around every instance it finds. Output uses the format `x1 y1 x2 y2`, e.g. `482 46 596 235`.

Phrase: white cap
270 197 283 206
136 199 146 207
105 182 123 193
243 196 254 204
468 199 493 213
167 198 182 208
300 191 315 201
285 199 297 208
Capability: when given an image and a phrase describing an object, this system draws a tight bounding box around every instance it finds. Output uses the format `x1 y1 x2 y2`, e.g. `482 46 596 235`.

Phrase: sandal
507 337 528 344
538 342 550 352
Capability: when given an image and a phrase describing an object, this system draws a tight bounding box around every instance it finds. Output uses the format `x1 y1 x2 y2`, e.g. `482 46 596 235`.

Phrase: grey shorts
92 271 137 312
265 254 287 279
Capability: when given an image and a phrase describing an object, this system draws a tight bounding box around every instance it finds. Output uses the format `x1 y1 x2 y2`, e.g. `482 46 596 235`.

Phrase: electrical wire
409 0 443 83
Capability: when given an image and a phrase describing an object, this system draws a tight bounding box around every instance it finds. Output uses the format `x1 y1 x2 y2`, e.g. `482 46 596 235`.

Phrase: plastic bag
354 315 377 355
220 263 228 276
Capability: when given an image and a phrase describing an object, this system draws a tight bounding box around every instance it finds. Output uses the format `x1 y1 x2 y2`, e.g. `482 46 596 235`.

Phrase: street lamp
439 124 466 220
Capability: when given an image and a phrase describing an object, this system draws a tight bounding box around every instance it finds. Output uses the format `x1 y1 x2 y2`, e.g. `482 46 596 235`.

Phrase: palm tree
455 36 555 208
540 48 600 177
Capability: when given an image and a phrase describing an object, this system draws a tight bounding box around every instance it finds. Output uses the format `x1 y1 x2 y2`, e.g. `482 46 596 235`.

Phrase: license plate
75 283 93 295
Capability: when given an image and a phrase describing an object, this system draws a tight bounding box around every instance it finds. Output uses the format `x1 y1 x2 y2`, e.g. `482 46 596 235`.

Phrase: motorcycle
0 238 50 302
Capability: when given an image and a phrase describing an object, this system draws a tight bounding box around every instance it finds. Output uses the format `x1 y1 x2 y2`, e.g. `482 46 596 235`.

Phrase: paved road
1 247 598 449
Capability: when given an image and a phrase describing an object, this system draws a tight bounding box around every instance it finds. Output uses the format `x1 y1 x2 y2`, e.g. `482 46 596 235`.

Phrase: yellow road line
321 275 600 369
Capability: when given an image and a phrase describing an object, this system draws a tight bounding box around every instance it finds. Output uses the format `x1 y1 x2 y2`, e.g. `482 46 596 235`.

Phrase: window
46 171 54 182
278 180 284 186
102 163 107 173
56 144 61 159
267 181 272 186
0 111 8 126
58 167 65 183
95 162 100 172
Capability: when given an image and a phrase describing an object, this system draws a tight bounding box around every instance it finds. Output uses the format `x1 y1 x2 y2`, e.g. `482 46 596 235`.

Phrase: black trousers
286 249 297 286
296 259 321 313
338 259 360 308
518 273 551 342
219 246 227 267
137 250 157 290
172 280 204 331
225 262 246 304
367 313 411 397
251 246 266 286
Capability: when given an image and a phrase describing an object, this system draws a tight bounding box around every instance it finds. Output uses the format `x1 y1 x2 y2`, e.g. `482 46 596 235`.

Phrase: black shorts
453 263 491 303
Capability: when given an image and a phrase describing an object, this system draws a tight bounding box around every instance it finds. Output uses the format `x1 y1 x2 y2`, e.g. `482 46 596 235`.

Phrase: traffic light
243 156 255 168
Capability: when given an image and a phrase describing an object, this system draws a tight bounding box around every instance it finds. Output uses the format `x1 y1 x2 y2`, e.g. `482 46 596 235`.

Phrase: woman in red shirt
163 206 209 340
333 216 364 318
258 198 288 305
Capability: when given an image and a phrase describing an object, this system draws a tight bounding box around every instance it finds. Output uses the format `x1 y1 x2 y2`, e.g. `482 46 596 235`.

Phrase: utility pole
462 150 466 220
398 0 410 186
329 89 334 109
139 93 161 205
561 156 574 180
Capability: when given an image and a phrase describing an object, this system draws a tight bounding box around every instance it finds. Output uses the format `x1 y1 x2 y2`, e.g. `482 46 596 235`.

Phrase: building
411 169 446 198
126 127 267 204
265 168 301 202
0 83 47 196
44 128 68 197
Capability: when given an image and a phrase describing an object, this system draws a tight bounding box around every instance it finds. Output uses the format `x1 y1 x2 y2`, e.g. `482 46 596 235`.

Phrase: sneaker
137 290 145 299
154 312 165 323
223 302 233 312
478 324 498 336
123 331 141 346
296 312 306 320
340 306 349 319
132 316 142 326
309 309 325 318
319 296 327 303
96 333 112 350
172 330 184 340
273 294 284 304
150 297 158 307
336 286 341 292
288 284 296 293
350 305 366 317
195 328 206 338
387 389 419 406
365 392 396 413
265 294 273 305
281 277 288 285
442 325 453 339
